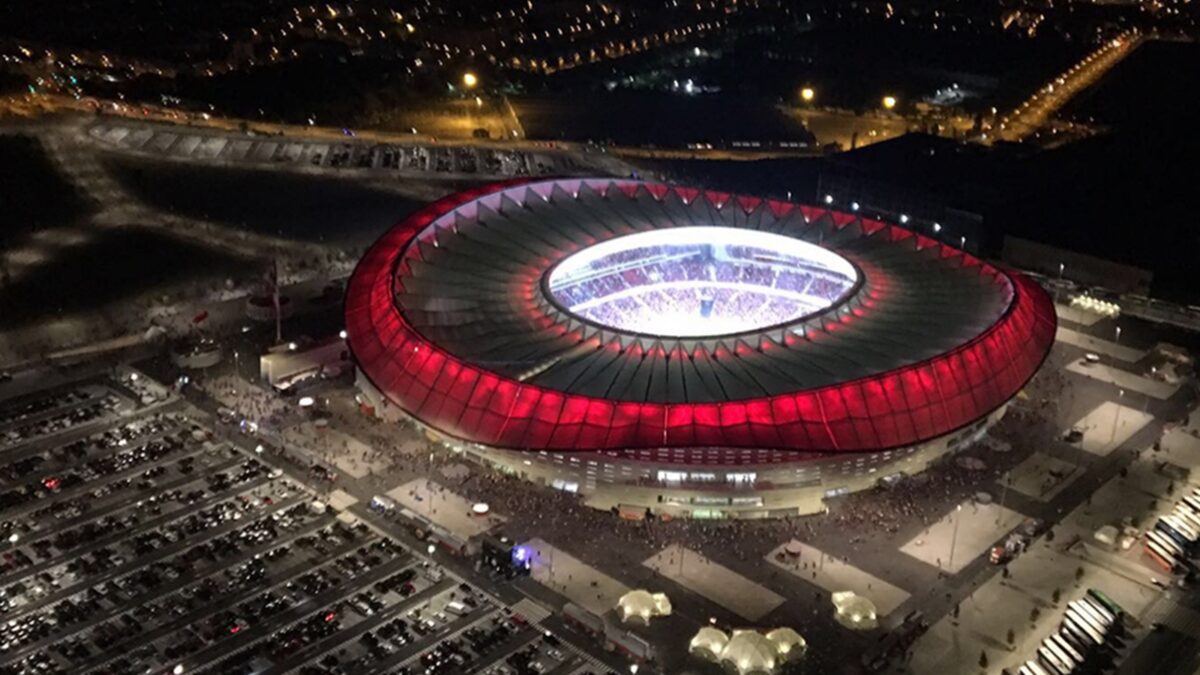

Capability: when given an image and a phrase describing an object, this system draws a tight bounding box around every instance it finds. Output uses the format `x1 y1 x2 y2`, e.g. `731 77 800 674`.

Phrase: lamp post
948 504 963 572
1115 326 1122 345
1111 389 1125 444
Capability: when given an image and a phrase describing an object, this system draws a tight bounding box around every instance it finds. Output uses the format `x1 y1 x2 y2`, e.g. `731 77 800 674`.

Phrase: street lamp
1111 389 1125 444
948 504 962 572
882 95 897 110
1115 326 1122 344
462 72 479 89
7 533 18 545
173 666 185 675
800 87 815 103
427 543 437 555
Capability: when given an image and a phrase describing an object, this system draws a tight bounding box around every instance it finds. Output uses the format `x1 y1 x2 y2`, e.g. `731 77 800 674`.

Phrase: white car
1084 353 1101 363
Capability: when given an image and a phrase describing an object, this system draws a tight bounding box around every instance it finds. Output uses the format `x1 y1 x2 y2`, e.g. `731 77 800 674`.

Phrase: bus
1164 513 1199 540
1021 660 1052 675
1058 623 1094 653
1086 588 1125 620
1051 631 1085 665
1081 596 1116 628
1173 504 1200 531
1038 645 1072 675
1063 611 1104 647
1148 529 1183 558
1069 600 1111 634
1043 637 1078 672
1145 537 1180 572
1179 495 1200 514
1155 518 1193 550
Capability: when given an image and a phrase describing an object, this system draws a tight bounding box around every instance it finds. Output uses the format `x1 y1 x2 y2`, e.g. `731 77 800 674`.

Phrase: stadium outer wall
347 178 1056 519
355 371 1015 519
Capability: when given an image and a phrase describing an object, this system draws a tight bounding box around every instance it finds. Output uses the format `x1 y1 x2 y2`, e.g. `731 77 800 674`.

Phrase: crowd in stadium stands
554 246 854 330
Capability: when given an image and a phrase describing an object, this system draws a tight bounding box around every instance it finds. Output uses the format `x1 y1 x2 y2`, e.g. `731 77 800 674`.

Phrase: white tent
720 630 778 675
690 626 808 673
832 591 878 630
765 627 807 663
617 590 672 624
689 627 729 661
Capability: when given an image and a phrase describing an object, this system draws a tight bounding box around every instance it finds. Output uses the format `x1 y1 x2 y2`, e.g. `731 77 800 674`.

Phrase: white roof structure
765 627 807 663
689 626 730 660
616 589 672 624
690 627 808 674
832 591 879 630
721 630 779 675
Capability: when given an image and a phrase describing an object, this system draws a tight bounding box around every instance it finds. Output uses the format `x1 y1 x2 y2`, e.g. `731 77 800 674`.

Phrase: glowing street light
882 95 897 110
462 72 478 89
800 86 815 103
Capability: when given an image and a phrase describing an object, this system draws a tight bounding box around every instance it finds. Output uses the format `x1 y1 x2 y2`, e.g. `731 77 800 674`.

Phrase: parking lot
0 372 617 675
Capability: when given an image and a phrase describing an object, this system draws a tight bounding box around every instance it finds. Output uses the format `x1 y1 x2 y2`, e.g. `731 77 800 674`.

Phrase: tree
1002 566 1011 579
1007 628 1016 645
1030 607 1040 623
979 650 989 669
1052 588 1061 604
953 604 961 619
1044 529 1055 542
1075 566 1085 582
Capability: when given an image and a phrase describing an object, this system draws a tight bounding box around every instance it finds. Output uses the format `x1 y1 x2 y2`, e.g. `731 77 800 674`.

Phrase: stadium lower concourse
346 179 1057 518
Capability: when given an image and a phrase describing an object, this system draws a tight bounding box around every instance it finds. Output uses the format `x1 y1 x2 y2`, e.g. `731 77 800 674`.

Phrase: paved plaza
282 422 386 478
911 541 1164 675
900 500 1026 573
1057 461 1175 541
765 540 910 616
522 537 630 617
1073 401 1156 456
1056 325 1145 361
1007 451 1082 501
1066 360 1179 399
643 545 784 622
387 478 505 539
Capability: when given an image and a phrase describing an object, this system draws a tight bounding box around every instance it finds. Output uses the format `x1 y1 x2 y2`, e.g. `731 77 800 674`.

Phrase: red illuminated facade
346 179 1056 457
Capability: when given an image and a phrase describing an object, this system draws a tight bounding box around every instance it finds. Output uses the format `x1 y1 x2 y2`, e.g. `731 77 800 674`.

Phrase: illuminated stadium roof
544 226 859 338
346 178 1056 454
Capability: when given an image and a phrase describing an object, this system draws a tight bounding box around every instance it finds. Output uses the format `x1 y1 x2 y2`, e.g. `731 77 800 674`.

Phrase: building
346 178 1056 518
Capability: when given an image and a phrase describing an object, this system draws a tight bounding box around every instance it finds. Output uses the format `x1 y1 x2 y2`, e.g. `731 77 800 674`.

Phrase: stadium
346 178 1057 518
